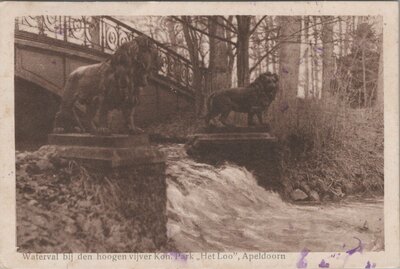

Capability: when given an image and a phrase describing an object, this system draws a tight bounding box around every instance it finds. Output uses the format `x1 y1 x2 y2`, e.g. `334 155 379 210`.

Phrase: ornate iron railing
15 16 195 92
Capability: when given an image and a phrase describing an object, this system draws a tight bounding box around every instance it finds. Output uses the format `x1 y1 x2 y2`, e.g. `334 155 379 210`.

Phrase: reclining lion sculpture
53 36 159 135
205 72 279 127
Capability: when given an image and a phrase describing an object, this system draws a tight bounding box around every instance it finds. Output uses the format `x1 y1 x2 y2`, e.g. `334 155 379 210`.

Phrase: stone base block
48 133 164 168
186 129 281 192
186 131 278 160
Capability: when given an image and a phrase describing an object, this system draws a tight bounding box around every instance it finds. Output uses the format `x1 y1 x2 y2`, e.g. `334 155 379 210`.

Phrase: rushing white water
160 144 384 252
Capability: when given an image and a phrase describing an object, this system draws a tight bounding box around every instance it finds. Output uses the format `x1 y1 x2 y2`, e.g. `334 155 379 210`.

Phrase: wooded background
121 15 383 116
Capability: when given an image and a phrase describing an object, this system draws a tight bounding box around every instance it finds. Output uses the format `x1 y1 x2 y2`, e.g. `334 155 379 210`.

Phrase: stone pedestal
186 126 278 160
186 126 281 192
48 133 165 168
47 133 168 252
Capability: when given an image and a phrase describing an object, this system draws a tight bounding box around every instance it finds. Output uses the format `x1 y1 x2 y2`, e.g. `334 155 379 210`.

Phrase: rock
300 182 311 194
309 190 320 202
317 179 329 193
332 186 345 198
28 199 38 206
36 159 53 171
49 156 69 169
65 223 78 234
322 194 332 202
26 163 41 175
342 182 354 194
290 189 308 201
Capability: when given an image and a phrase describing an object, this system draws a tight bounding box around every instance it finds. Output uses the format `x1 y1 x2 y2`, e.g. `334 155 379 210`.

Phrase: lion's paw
128 127 144 135
74 127 85 133
53 127 65 134
96 127 111 136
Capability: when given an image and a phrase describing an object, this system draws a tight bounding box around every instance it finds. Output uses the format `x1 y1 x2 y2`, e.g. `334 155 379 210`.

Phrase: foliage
331 23 380 108
268 95 383 201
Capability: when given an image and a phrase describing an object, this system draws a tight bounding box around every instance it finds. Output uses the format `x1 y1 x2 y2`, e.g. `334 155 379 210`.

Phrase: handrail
102 16 191 65
15 15 195 93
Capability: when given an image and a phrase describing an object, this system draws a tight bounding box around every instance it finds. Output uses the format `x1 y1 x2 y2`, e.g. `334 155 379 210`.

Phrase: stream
160 144 384 252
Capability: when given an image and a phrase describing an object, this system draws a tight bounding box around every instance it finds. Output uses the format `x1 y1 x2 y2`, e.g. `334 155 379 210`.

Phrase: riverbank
143 109 384 202
16 143 384 253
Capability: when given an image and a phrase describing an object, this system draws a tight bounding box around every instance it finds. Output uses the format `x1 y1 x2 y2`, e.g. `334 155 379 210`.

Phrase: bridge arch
15 71 62 98
15 77 60 150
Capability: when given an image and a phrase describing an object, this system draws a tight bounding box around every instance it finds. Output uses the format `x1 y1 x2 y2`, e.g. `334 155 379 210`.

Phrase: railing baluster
63 16 67 42
15 18 19 32
38 16 45 35
83 17 87 47
186 63 189 87
100 17 105 52
116 24 120 48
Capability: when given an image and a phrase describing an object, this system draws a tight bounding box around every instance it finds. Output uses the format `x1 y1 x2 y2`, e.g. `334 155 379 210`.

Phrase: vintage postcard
0 1 398 269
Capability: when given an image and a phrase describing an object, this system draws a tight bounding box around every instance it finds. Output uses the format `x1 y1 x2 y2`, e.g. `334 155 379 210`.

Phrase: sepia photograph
14 13 385 252
0 1 398 269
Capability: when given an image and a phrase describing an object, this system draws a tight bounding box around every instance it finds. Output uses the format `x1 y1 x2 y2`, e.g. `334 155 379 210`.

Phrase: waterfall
160 144 384 252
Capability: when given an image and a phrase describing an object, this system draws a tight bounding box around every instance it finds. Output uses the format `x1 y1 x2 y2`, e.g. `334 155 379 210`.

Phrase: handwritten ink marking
341 238 365 268
282 67 289 74
168 252 188 262
54 25 64 35
315 47 324 54
346 237 364 255
296 248 309 269
319 259 330 268
365 261 376 269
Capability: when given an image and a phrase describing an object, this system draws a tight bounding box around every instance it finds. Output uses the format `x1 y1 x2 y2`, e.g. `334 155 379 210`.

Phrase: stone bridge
14 16 197 146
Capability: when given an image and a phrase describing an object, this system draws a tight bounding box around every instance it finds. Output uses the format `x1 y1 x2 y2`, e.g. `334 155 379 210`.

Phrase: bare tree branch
249 16 267 35
172 16 236 46
220 15 238 32
249 43 280 73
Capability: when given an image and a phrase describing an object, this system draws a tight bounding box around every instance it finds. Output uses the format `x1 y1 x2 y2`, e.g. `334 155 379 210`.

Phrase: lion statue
53 36 159 135
205 72 279 127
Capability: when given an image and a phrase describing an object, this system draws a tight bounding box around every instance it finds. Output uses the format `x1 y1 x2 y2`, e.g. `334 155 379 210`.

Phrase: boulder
309 190 321 202
290 189 308 201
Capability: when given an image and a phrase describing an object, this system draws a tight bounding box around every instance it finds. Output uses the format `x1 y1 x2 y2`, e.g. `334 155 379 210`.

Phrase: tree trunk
226 16 235 83
181 16 203 116
269 17 277 74
312 16 320 97
277 16 301 100
362 47 367 107
236 16 251 86
165 18 178 52
304 16 310 98
338 17 343 58
321 16 335 99
344 17 350 56
208 16 232 93
310 40 316 97
265 19 270 72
